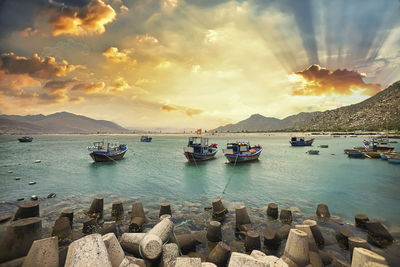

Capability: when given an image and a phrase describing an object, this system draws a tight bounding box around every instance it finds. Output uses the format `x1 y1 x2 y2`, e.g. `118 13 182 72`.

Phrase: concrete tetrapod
65 234 112 267
22 236 59 267
283 229 310 267
295 224 318 252
303 220 324 248
88 196 104 219
102 233 125 267
207 242 231 266
235 205 251 230
161 243 179 267
111 201 124 221
351 247 388 267
266 203 278 219
206 221 222 242
13 202 39 221
244 230 261 252
348 236 370 260
212 199 227 221
60 209 73 227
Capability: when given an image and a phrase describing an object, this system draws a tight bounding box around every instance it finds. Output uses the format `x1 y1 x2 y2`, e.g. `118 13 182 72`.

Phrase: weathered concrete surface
228 252 270 267
283 229 309 267
65 234 112 267
175 257 202 267
161 243 179 267
351 247 388 267
103 233 125 267
22 236 58 267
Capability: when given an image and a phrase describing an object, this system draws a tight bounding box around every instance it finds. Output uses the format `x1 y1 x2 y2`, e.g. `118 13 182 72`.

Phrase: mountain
212 80 400 132
0 112 129 134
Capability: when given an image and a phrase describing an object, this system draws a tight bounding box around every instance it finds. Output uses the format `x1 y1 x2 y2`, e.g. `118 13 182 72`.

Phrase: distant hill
0 112 129 134
212 80 400 132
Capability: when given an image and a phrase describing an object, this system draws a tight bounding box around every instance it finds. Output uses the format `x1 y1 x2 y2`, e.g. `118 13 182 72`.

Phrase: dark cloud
161 103 203 117
0 52 82 79
292 64 381 96
43 78 78 92
161 104 178 111
71 81 105 94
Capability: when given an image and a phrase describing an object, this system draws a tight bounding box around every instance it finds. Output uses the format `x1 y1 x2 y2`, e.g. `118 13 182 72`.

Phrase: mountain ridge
0 112 129 134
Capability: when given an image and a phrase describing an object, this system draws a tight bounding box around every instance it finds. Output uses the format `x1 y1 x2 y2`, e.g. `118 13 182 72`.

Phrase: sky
0 0 399 130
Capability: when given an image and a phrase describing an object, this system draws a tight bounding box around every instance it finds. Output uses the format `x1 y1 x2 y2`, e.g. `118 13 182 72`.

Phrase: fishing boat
364 137 394 152
289 137 314 146
140 136 152 142
348 151 365 158
18 136 33 142
223 142 262 163
387 153 400 164
307 150 319 155
183 137 218 162
319 145 329 148
88 141 128 162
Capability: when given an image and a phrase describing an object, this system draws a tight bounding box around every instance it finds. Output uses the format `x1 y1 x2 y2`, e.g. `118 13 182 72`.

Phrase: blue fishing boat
140 136 152 142
290 137 314 146
348 151 365 158
223 142 262 163
88 141 128 162
183 137 218 162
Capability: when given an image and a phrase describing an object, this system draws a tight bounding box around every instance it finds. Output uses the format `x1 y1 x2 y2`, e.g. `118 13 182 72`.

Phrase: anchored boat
18 136 33 142
140 136 152 142
223 142 262 163
290 137 314 146
307 150 320 155
183 137 218 162
88 141 128 162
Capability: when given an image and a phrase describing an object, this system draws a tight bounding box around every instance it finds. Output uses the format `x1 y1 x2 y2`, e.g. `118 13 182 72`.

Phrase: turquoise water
0 134 399 226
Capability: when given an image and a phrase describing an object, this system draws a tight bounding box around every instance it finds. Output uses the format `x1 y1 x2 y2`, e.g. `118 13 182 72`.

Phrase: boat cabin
186 137 209 153
291 137 305 142
225 142 250 154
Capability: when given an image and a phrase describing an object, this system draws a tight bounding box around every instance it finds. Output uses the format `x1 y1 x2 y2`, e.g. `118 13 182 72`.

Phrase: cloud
43 78 79 92
71 81 105 94
109 76 129 92
19 27 38 37
161 103 204 117
48 0 116 36
102 46 135 63
135 34 159 45
120 5 129 13
291 64 381 96
0 52 83 79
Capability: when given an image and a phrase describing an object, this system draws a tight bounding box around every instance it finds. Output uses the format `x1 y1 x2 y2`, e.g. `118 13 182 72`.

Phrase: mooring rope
218 154 239 199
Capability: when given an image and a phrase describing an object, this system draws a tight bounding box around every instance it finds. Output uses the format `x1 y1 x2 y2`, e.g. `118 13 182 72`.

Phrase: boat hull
18 138 33 142
90 150 127 162
184 151 217 162
290 140 314 146
224 149 262 163
388 158 400 164
348 152 364 158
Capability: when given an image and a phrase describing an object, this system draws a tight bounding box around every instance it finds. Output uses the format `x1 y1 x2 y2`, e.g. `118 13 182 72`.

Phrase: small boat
364 137 395 152
387 153 400 164
88 141 128 162
389 140 398 143
18 136 33 142
290 137 314 146
223 142 262 163
348 151 365 158
307 150 319 155
183 137 218 162
140 136 152 142
319 145 329 148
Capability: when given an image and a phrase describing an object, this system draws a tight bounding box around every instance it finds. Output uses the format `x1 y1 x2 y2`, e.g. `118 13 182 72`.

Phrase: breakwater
0 195 398 266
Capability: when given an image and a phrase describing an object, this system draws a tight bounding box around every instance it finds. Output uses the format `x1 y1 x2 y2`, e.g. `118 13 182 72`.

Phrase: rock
244 230 261 252
22 236 58 267
318 249 333 266
47 193 56 198
206 221 222 242
235 205 251 228
336 228 353 249
52 217 71 240
207 242 231 266
82 217 98 234
351 247 388 267
13 201 39 221
263 228 281 249
60 209 73 227
366 220 394 248
65 234 112 267
159 202 172 217
0 215 12 224
112 201 124 221
212 199 227 221
228 252 269 267
28 182 36 185
0 217 42 263
30 195 38 201
309 251 323 267
303 220 324 248
34 160 41 163
129 217 145 233
170 234 201 254
277 224 291 240
175 257 201 267
354 214 369 229
280 209 292 224
316 204 330 219
88 196 104 219
8 170 13 173
15 177 21 180
161 243 179 267
283 229 310 267
100 221 118 236
17 198 24 201
103 233 125 267
348 237 370 260
295 224 318 251
267 203 278 219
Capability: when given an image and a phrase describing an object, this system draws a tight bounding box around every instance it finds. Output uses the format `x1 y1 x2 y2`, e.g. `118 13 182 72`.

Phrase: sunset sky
0 0 399 129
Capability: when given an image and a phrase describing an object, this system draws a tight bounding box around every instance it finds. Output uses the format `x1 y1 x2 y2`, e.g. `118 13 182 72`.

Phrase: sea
0 134 399 264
